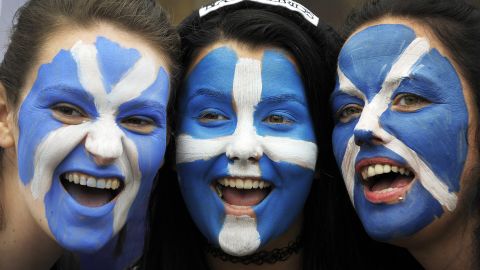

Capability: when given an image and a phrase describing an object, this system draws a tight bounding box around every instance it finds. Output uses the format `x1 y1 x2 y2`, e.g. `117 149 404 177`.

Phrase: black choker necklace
205 235 303 265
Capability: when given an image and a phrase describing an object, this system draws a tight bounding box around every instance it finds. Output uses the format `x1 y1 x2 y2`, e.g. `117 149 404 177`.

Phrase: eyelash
120 116 157 134
51 103 89 125
197 111 229 123
336 104 363 123
392 93 431 112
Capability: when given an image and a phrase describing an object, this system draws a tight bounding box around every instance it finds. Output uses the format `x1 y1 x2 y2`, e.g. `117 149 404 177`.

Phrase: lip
210 175 275 217
355 157 416 204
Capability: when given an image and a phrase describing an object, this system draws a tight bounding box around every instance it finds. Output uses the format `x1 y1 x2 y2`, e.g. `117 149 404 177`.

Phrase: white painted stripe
337 67 365 100
31 123 90 199
385 138 457 211
71 41 107 105
219 215 260 256
112 136 141 233
355 38 430 134
109 56 159 107
176 134 317 171
176 134 229 163
260 136 317 170
340 136 359 203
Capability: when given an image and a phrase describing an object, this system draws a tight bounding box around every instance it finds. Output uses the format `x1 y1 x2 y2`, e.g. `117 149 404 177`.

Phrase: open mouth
357 162 415 204
60 172 124 207
214 178 273 207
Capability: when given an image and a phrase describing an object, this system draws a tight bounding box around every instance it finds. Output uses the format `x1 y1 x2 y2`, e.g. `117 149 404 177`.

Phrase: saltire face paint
331 24 469 241
176 45 317 256
17 36 169 252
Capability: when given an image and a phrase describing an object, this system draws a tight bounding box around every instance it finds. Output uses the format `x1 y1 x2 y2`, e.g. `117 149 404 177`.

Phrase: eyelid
336 103 363 123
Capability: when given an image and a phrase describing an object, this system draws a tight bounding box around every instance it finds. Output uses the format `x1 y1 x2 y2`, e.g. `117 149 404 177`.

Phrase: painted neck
207 215 303 270
0 150 62 270
406 213 478 270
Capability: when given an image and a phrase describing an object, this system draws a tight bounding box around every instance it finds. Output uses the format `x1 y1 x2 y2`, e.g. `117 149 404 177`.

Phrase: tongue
64 182 113 207
222 187 269 206
371 176 412 192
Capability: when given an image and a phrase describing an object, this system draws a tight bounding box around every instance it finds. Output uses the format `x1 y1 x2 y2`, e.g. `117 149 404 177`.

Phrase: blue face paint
176 46 317 255
17 36 169 252
331 24 469 240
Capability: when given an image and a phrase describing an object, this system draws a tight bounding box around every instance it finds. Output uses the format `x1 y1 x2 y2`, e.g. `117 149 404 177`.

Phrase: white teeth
374 164 383 175
63 173 121 190
217 178 272 190
383 164 391 173
97 179 106 189
80 176 87 186
360 164 413 180
244 180 253 189
87 177 96 187
235 179 244 189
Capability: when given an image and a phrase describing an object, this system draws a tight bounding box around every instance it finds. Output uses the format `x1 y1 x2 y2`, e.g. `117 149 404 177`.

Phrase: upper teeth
64 172 121 190
361 164 412 180
217 178 271 190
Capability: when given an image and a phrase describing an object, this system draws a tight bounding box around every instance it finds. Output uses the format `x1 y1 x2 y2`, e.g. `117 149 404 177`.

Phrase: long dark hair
142 1 420 269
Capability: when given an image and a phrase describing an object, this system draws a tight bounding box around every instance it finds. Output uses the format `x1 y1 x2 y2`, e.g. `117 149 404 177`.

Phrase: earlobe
0 83 14 148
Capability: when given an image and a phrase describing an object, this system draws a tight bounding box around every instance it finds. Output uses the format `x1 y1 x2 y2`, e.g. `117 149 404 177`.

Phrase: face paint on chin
176 45 317 256
17 36 169 252
331 24 469 241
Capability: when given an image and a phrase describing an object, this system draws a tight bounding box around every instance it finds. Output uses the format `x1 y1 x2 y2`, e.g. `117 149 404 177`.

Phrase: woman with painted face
0 0 178 269
332 0 480 268
142 1 420 270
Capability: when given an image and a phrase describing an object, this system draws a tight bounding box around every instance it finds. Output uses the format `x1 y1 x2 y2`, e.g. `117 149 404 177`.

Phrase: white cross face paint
331 24 470 241
16 35 169 252
176 45 317 256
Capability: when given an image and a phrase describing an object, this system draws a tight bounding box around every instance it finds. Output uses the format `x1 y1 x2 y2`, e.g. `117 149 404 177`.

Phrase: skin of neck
207 214 303 270
0 148 63 270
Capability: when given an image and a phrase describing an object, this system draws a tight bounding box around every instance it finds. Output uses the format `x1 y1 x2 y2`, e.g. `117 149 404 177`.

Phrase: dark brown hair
0 0 180 106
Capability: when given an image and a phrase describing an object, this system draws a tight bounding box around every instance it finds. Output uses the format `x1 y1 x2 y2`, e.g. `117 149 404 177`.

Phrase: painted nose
226 130 263 162
85 118 124 166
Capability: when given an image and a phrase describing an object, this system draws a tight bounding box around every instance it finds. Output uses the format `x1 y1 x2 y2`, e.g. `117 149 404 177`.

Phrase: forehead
20 23 168 102
185 42 304 98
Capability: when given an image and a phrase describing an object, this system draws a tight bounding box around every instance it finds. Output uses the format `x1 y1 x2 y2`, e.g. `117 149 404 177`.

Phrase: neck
405 212 478 270
207 215 303 270
0 152 62 270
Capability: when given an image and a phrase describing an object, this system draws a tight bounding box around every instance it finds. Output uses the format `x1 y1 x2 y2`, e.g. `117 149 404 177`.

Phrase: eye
197 111 228 123
263 114 293 124
51 103 88 125
392 94 431 112
121 116 156 134
337 104 363 123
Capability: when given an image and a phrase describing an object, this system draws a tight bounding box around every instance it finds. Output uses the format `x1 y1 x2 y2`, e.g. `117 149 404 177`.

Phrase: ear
0 83 14 148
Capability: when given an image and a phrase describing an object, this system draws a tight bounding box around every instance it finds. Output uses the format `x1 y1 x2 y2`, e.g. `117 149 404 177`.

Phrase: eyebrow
120 98 166 112
259 94 306 106
41 85 94 101
189 88 231 101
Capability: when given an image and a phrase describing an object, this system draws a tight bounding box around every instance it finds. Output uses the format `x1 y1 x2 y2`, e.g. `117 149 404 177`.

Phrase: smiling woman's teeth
217 178 271 190
64 172 121 190
361 164 412 180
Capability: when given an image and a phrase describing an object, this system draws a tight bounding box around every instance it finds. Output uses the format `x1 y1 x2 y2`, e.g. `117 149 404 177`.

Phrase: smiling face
176 42 317 256
331 21 476 241
14 24 170 252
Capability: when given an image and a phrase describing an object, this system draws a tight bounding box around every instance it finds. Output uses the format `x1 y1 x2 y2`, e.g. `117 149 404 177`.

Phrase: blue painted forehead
339 24 417 90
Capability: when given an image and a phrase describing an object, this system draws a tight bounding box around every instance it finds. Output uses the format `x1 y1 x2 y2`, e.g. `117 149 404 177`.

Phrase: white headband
199 0 319 26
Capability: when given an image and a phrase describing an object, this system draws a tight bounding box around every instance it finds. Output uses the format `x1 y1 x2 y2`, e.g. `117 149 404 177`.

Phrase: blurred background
158 0 480 31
